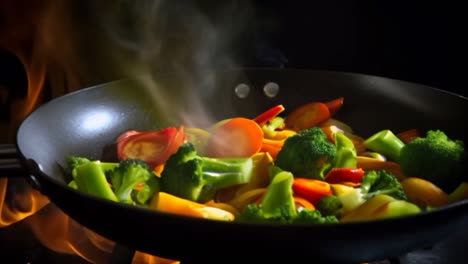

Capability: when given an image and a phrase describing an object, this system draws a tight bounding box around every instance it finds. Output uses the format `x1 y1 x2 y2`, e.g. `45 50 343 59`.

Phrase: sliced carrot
205 117 264 158
253 104 285 126
292 178 333 205
260 138 285 160
204 200 241 216
153 164 164 176
356 156 406 181
293 196 316 210
285 102 331 132
397 128 421 143
325 97 344 116
153 192 234 221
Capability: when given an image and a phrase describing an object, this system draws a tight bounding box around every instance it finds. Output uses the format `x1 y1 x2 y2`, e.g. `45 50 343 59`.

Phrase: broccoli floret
236 169 297 223
66 156 160 205
399 130 466 192
275 127 336 180
334 131 357 168
292 208 339 224
66 156 91 171
107 159 160 205
361 170 407 200
68 158 119 202
316 195 344 217
236 168 337 224
160 142 254 203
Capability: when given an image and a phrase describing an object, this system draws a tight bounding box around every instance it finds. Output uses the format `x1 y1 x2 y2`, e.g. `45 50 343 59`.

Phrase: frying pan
1 69 467 263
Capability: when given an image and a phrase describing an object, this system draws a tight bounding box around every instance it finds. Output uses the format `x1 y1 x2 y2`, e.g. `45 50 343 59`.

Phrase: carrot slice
325 97 344 116
285 102 331 131
292 178 333 205
153 192 234 221
294 196 316 210
205 117 264 158
260 138 284 160
397 128 421 143
253 104 285 126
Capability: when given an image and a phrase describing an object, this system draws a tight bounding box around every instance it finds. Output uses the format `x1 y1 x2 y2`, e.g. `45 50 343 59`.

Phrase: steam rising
1 0 255 130
1 1 255 262
92 0 254 127
69 0 254 127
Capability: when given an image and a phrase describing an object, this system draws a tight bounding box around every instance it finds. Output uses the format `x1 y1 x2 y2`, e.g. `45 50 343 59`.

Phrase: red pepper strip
116 126 186 168
324 97 344 116
284 102 331 132
292 178 332 205
324 168 365 184
253 104 285 126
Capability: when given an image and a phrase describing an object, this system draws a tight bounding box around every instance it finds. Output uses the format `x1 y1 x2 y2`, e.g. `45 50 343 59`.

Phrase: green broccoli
160 142 254 203
107 159 160 205
236 168 338 224
363 129 405 161
67 156 160 205
275 127 336 180
334 131 357 168
68 158 119 202
66 156 91 171
361 170 407 200
316 195 344 217
292 208 339 224
399 130 466 192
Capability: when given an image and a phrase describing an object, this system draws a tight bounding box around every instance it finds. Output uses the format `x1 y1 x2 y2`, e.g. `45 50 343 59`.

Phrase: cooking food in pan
6 69 468 262
65 97 467 224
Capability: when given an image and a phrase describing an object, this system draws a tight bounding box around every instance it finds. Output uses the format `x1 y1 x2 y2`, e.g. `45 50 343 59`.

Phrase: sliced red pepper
284 102 331 132
324 168 365 184
324 97 344 116
253 104 285 126
116 126 186 168
292 178 332 205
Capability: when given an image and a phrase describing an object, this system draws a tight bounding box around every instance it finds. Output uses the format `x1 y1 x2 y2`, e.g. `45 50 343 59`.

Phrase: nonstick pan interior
14 69 468 263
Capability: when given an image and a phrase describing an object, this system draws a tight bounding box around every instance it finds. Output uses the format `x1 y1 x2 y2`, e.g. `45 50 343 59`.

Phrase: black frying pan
1 69 468 263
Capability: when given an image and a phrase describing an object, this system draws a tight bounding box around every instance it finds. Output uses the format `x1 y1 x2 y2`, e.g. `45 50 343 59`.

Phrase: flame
0 178 49 227
1 1 251 263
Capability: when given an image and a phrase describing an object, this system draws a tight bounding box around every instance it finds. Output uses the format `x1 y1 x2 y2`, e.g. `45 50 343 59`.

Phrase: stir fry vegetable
65 97 467 224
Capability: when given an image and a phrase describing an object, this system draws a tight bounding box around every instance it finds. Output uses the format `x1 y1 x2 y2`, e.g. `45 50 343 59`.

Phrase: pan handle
0 144 28 177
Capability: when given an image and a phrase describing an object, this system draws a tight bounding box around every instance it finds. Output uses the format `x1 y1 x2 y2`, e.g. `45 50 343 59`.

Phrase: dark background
1 1 466 123
1 1 466 95
245 1 465 96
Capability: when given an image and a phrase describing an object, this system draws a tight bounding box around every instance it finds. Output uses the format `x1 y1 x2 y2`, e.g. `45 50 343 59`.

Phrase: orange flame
0 1 179 262
1 1 249 262
0 178 49 227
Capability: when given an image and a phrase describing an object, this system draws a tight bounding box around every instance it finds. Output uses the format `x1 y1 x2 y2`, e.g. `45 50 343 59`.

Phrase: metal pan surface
7 69 468 263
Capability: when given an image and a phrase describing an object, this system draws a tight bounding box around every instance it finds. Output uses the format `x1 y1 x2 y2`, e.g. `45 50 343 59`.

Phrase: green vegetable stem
363 129 405 161
160 142 254 203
